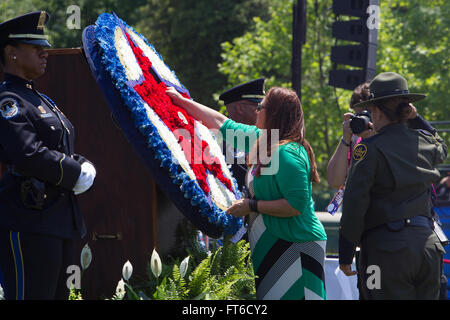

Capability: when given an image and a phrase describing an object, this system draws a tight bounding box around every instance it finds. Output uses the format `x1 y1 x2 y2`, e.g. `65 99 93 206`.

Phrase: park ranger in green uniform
340 72 448 299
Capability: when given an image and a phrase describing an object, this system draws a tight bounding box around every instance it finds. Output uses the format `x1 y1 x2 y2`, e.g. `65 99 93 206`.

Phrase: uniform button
50 126 55 130
44 194 47 199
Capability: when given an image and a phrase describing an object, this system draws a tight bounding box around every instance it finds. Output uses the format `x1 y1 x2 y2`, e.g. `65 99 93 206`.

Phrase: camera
350 110 372 134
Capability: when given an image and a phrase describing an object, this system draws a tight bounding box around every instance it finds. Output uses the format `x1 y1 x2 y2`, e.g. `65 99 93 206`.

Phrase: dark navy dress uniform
0 74 87 237
0 12 92 300
219 79 265 193
223 143 248 193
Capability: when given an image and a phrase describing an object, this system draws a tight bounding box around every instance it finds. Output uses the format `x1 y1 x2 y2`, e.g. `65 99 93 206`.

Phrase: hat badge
37 11 46 30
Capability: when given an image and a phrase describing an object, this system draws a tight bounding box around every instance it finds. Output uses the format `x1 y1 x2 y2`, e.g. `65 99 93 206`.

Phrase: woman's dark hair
251 87 320 183
350 82 370 108
374 98 412 123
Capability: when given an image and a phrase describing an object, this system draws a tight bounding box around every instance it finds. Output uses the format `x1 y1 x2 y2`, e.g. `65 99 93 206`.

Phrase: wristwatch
249 198 258 212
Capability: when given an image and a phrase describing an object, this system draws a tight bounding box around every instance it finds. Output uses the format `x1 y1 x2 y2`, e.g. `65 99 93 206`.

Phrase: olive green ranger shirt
340 122 448 245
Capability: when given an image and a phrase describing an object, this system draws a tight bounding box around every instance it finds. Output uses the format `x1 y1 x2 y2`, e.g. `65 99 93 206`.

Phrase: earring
13 56 17 61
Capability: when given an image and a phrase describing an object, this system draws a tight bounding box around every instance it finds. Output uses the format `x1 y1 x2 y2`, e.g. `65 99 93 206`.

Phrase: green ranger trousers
358 225 445 300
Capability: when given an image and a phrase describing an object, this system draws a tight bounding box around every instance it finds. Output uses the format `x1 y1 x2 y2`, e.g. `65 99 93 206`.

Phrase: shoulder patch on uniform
353 143 368 161
0 97 20 119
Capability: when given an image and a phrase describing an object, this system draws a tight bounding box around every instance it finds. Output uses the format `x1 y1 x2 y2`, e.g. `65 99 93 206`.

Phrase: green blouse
220 119 327 243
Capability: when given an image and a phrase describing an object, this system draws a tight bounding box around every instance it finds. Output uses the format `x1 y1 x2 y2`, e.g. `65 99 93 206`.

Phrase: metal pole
430 120 450 132
291 0 306 100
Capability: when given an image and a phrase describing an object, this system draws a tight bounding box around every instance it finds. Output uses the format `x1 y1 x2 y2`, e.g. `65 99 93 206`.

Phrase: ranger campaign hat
353 72 426 108
219 78 266 105
0 11 51 47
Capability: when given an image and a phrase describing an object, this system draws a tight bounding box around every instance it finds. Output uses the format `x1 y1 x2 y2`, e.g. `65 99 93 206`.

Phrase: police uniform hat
0 11 51 47
353 72 426 108
219 78 266 105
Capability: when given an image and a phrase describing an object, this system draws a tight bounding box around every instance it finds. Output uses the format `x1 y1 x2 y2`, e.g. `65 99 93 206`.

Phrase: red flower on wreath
124 32 233 195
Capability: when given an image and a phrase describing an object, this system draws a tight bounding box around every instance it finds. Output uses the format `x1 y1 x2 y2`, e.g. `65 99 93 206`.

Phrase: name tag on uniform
38 105 54 118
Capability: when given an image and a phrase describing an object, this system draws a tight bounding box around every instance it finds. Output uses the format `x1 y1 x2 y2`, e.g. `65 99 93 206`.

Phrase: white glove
73 162 96 195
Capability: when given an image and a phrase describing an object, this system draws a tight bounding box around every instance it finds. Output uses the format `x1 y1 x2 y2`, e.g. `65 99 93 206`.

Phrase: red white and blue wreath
82 13 243 238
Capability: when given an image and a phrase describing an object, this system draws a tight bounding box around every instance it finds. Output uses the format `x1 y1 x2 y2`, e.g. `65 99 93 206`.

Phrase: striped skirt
249 214 327 300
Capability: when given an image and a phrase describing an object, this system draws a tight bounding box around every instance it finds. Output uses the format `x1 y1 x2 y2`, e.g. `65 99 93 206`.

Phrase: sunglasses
256 102 265 111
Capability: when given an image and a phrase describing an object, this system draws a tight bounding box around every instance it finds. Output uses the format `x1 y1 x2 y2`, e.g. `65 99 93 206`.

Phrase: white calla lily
151 249 162 278
114 278 126 300
122 260 133 281
179 256 190 278
80 244 92 270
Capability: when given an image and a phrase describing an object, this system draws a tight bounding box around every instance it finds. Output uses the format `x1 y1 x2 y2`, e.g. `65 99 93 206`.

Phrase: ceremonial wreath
82 13 243 238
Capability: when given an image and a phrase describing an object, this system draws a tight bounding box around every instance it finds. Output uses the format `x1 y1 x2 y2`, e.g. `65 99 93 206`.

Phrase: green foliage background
1 0 448 193
219 0 449 189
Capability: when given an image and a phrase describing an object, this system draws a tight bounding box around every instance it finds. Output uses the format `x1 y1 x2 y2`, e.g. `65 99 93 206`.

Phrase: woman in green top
166 86 327 300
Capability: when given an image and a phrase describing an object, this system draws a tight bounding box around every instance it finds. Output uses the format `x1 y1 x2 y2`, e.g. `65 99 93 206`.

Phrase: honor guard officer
0 11 96 299
219 78 265 194
339 72 448 299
